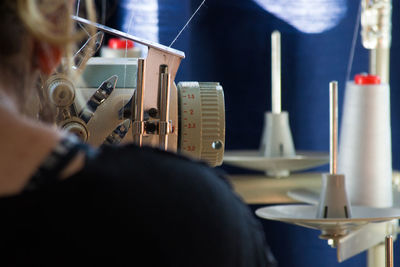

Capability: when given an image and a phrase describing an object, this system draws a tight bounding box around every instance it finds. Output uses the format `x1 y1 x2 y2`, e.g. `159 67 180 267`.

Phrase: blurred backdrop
94 0 400 266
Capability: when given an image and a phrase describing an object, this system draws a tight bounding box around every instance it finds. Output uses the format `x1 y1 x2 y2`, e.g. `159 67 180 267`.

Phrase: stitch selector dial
177 82 225 167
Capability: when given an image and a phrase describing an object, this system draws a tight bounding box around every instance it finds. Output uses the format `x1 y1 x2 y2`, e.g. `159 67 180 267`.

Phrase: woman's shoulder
72 144 270 266
0 143 272 267
82 143 232 192
71 144 244 216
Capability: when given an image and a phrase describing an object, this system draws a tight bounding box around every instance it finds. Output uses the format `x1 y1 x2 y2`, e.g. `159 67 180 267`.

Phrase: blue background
113 0 400 266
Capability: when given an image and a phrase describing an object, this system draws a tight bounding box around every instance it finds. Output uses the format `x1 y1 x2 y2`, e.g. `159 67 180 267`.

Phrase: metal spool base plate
256 205 400 237
224 150 329 174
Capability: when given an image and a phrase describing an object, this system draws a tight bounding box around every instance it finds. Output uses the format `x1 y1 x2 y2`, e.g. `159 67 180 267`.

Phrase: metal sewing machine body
362 0 392 82
45 17 225 167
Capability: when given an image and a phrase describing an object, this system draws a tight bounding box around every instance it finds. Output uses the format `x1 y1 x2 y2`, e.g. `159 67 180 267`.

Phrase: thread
169 0 206 47
120 0 159 44
76 0 90 37
76 0 80 16
345 0 362 83
123 11 135 92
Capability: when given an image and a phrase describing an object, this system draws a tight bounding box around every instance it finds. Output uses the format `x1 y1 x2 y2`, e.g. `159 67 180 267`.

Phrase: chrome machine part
79 75 118 123
73 16 184 151
77 58 226 155
316 81 352 220
132 59 146 147
45 74 76 108
61 118 89 141
361 0 392 83
72 17 226 164
72 16 185 58
385 235 394 267
77 57 137 146
329 81 338 176
48 74 118 143
44 74 88 141
131 49 181 151
73 31 104 71
177 82 225 167
158 65 172 150
103 119 132 146
336 220 398 262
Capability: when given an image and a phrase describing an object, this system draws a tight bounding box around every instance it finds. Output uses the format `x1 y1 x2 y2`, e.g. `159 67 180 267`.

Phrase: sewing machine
44 17 225 167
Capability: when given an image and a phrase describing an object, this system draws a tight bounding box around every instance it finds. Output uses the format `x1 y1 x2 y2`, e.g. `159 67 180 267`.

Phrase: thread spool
100 38 142 58
338 74 393 208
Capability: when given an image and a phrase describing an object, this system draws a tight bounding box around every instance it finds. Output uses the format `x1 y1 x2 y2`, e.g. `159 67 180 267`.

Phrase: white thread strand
345 0 362 83
76 0 91 37
76 0 80 16
122 12 135 106
169 0 206 47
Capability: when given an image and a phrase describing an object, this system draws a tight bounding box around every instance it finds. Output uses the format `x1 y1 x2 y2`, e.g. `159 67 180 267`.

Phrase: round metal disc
223 150 329 172
287 188 320 205
256 205 400 233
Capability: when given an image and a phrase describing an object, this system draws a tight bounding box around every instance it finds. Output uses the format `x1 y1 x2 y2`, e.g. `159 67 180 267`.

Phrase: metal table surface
228 171 400 205
228 172 322 204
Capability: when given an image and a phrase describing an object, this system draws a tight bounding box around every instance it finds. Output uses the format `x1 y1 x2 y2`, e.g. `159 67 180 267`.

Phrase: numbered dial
177 82 225 167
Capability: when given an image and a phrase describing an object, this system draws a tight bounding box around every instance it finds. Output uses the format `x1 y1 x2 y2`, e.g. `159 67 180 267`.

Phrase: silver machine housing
46 17 226 167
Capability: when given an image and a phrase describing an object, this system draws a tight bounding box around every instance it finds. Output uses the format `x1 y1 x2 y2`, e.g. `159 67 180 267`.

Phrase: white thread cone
338 82 393 207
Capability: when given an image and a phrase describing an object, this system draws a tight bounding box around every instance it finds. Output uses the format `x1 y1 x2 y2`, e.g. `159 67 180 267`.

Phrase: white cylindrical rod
271 30 281 114
370 48 390 84
330 81 338 175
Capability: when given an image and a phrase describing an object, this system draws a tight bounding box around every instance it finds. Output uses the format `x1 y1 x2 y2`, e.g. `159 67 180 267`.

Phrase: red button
354 74 381 85
108 38 134 49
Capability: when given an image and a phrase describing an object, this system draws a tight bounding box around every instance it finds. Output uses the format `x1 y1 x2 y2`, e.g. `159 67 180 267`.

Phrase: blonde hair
0 0 97 119
18 0 95 45
17 0 97 74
